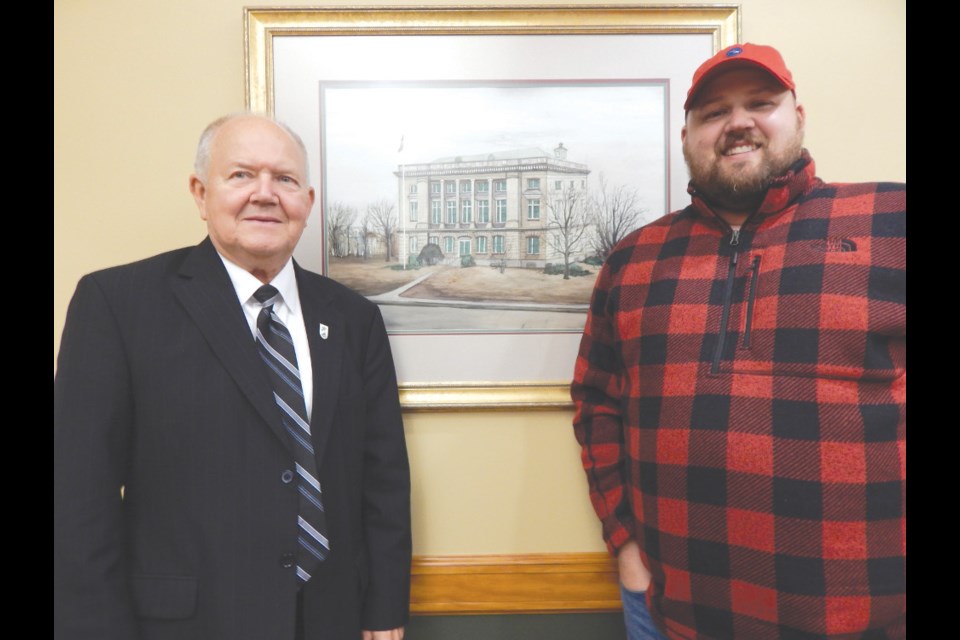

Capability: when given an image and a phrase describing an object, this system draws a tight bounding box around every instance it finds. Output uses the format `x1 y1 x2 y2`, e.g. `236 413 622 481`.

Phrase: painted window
477 200 490 223
496 200 508 223
527 199 541 220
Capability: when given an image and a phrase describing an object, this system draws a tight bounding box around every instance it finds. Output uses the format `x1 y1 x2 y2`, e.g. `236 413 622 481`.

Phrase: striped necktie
253 284 329 583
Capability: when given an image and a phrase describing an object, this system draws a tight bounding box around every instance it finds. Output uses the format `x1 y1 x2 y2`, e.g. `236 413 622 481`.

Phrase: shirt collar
218 254 300 315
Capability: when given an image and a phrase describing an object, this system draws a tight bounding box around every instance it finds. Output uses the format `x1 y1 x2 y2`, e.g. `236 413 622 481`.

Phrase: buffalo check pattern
254 285 329 583
572 154 905 639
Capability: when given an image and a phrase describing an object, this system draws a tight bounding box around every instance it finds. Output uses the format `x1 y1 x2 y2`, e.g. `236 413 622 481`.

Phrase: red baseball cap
684 43 795 111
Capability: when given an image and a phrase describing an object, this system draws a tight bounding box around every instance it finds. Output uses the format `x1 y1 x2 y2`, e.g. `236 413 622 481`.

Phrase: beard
684 131 804 212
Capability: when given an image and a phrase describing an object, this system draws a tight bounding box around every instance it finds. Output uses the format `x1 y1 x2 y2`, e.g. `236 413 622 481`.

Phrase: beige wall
54 0 905 555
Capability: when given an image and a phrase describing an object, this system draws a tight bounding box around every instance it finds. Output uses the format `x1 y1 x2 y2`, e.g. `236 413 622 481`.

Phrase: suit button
280 553 296 568
281 469 295 484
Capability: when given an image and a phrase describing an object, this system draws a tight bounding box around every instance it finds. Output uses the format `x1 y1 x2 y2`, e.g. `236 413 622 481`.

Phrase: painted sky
321 82 667 226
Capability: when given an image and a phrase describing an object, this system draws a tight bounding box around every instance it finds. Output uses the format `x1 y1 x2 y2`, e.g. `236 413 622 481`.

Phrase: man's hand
362 627 404 640
617 540 652 592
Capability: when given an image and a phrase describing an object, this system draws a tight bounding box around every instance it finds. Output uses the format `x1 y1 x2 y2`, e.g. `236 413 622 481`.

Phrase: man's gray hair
193 112 311 182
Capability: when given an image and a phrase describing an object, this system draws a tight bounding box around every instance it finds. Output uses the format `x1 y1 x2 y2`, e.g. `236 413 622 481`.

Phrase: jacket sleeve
358 308 412 630
54 274 139 639
571 259 635 555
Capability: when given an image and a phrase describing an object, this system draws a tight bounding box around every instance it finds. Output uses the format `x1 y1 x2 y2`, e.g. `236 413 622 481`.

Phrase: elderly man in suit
54 113 411 639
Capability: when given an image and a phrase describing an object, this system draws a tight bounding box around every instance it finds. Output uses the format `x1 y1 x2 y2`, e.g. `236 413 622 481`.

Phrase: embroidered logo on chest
811 237 857 253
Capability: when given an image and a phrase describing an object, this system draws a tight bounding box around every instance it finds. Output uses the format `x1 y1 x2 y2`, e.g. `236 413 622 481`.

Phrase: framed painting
245 5 741 409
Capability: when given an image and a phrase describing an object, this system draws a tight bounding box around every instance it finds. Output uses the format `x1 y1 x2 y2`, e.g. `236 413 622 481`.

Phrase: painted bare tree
589 175 645 260
367 199 398 262
545 184 589 280
326 201 356 258
356 209 373 260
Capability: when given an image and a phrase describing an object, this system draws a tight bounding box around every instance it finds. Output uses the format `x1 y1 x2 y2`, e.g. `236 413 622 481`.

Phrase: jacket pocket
131 574 198 620
740 255 762 349
724 244 904 381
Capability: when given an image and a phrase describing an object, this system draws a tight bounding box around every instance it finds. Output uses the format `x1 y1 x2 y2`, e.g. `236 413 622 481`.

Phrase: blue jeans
621 584 669 640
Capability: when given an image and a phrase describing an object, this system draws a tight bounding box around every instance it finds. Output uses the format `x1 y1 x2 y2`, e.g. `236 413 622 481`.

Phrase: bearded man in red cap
572 44 905 639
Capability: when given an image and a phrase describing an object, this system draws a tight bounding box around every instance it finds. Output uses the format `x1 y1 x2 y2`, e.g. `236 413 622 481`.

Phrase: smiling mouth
723 143 760 156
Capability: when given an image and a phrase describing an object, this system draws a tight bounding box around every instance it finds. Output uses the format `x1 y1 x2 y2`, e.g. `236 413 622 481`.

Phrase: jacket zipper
741 255 762 349
711 230 740 374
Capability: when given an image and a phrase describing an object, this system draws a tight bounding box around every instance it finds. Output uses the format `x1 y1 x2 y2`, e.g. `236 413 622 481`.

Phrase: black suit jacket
54 238 411 639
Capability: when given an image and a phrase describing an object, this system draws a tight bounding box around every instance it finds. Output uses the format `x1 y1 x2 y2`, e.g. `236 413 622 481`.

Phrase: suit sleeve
358 308 411 630
571 259 635 555
55 274 138 639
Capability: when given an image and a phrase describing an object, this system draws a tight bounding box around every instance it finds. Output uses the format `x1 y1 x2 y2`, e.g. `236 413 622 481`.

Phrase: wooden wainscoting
410 553 621 615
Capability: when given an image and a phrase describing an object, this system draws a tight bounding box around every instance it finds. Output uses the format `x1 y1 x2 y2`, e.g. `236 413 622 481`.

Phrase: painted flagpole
398 135 406 270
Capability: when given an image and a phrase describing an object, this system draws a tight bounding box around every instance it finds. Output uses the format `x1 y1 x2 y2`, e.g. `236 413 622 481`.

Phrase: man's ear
303 186 316 225
189 175 208 220
796 102 806 131
681 124 688 144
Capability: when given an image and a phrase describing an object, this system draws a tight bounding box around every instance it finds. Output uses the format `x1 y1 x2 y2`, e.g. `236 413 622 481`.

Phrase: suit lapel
169 239 290 447
296 264 344 466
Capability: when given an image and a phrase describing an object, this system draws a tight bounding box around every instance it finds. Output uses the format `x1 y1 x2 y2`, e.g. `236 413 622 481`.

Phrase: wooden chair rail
411 553 621 615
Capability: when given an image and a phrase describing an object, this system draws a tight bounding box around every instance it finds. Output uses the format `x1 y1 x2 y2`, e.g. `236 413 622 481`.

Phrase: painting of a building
394 143 590 268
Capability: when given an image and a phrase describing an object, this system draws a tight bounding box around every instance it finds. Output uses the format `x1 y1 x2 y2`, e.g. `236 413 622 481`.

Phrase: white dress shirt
218 255 314 419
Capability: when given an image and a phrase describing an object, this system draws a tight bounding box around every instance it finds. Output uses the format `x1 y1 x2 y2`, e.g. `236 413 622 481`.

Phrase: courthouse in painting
395 144 590 268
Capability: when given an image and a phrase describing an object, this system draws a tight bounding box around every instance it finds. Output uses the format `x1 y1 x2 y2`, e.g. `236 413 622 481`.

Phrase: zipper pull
730 228 741 246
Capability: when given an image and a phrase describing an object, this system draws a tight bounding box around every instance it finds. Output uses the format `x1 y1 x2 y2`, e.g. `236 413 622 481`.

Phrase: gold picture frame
244 5 741 410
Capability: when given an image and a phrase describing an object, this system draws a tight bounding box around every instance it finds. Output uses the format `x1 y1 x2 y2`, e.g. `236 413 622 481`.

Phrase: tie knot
253 284 279 305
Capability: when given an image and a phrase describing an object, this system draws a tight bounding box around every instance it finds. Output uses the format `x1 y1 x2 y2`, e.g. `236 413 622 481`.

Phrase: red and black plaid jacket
572 153 905 638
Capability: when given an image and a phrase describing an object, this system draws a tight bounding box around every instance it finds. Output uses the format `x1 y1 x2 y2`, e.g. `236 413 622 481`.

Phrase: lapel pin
318 323 329 340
